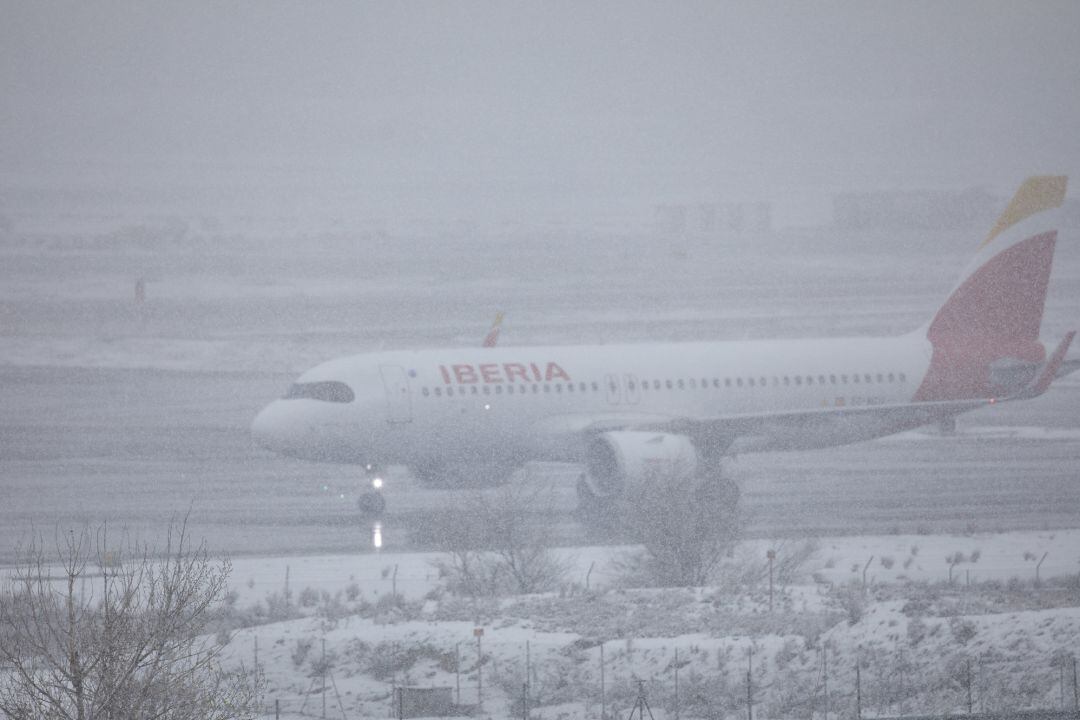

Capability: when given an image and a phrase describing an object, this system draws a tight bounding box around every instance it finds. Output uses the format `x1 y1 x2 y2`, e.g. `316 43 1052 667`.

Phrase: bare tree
423 499 504 598
426 482 572 596
482 482 573 594
0 521 258 720
621 467 742 587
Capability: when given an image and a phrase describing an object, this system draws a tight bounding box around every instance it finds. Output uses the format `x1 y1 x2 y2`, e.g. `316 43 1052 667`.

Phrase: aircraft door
379 365 412 424
605 373 622 405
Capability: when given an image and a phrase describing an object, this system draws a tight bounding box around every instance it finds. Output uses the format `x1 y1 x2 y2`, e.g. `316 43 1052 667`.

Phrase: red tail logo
914 232 1055 401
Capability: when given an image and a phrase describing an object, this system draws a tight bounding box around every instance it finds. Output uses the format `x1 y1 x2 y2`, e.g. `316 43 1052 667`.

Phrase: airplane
252 176 1077 524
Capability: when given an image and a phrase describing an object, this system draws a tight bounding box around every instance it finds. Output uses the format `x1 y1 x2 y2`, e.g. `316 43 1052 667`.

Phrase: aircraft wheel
357 490 386 517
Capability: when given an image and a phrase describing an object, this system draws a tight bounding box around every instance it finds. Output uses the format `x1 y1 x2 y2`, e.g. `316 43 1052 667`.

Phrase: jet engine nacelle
583 431 698 497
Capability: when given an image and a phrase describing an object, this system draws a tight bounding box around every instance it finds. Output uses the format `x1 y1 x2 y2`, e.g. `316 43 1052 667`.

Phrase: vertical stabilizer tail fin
482 311 505 348
914 176 1067 402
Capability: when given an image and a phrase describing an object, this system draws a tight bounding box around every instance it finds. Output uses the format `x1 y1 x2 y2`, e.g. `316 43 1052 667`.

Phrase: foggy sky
3 1 1079 226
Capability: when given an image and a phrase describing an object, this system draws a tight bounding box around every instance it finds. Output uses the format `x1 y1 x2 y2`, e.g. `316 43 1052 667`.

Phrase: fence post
1062 663 1067 709
823 646 829 720
966 657 973 715
747 646 758 720
1073 654 1078 710
600 643 606 720
856 662 861 720
674 647 680 720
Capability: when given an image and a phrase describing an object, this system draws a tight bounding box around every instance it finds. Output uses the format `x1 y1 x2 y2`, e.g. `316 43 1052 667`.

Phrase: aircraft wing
533 399 992 459
618 399 992 455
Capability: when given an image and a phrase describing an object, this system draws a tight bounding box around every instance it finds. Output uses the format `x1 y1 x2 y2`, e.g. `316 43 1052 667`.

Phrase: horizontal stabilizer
1056 358 1080 380
1015 331 1075 399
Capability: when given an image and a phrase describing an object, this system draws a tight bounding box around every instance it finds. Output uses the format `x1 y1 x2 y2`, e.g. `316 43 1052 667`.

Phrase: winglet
1018 331 1075 398
982 175 1067 249
482 311 505 348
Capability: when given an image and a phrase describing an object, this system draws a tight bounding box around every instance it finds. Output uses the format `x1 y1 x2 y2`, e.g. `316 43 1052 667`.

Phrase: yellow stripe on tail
982 175 1067 248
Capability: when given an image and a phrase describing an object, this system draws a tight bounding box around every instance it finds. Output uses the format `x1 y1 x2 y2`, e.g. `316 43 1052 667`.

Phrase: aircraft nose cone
251 401 291 453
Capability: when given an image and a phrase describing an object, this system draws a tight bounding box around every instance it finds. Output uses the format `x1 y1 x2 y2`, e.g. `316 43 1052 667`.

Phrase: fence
251 644 1080 720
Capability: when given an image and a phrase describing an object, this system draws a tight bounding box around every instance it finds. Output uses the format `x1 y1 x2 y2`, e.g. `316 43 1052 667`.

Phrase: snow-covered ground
211 530 1080 719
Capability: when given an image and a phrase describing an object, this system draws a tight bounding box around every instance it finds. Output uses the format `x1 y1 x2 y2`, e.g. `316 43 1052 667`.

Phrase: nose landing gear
357 467 386 517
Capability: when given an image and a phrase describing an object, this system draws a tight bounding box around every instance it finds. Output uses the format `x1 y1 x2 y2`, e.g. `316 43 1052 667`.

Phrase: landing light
372 477 384 490
484 403 491 410
372 522 383 550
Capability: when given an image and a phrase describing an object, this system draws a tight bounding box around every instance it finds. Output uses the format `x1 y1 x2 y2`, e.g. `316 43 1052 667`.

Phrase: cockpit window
283 381 355 403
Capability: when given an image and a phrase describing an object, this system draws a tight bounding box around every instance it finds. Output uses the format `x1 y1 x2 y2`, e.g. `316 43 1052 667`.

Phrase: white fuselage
251 332 933 468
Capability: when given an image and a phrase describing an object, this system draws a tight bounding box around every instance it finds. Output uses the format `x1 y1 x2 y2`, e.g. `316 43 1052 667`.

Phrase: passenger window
713 379 721 388
864 374 872 383
736 378 743 387
434 387 442 397
841 375 848 384
783 376 790 386
725 378 732 387
748 378 755 387
507 385 514 394
533 384 539 393
666 380 674 389
853 374 860 383
579 382 587 392
544 384 551 393
689 379 696 389
795 376 802 386
592 382 600 392
555 384 562 393
628 380 636 390
806 376 813 385
818 375 826 385
471 386 479 395
447 387 454 397
422 387 430 397
495 385 502 394
567 382 575 392
888 373 895 383
760 377 767 387
829 375 836 385
483 386 490 395
899 373 907 382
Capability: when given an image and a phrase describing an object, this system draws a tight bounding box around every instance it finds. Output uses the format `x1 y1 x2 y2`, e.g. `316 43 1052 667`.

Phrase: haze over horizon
3 1 1079 228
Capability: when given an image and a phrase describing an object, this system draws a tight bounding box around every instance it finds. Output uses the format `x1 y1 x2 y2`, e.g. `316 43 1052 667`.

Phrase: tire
357 491 386 517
